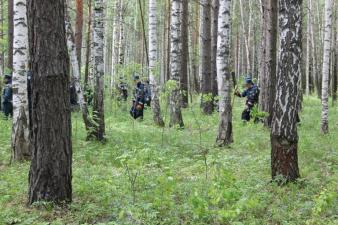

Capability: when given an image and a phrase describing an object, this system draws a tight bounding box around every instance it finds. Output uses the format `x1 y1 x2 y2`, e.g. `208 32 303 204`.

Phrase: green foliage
0 97 337 224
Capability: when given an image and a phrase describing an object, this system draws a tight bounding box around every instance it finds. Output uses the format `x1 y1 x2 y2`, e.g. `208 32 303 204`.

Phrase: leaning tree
27 0 72 204
270 0 302 183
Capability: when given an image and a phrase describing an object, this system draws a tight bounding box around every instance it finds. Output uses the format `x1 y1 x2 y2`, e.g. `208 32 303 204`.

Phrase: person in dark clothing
2 74 13 118
235 77 260 122
130 75 146 120
70 83 78 106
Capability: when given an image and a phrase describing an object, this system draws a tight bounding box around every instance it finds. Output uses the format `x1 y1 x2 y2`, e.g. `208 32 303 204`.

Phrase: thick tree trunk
200 0 213 115
75 0 83 70
148 0 165 127
211 0 219 98
180 0 189 107
320 0 333 134
11 0 30 161
258 0 278 127
27 0 72 204
271 0 301 183
169 0 184 128
216 0 233 146
91 0 105 140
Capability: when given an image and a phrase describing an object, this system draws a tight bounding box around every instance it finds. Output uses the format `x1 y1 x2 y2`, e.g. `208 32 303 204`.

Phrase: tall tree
84 0 92 93
271 0 302 183
180 0 189 107
110 0 121 91
12 0 30 161
75 0 83 69
169 0 184 128
91 0 105 140
148 0 165 127
333 10 338 106
200 0 213 114
320 0 334 134
27 0 72 204
211 0 219 97
7 0 14 70
258 0 278 127
216 0 232 146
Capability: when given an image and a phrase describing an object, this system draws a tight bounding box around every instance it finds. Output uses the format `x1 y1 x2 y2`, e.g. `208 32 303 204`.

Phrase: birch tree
169 0 184 128
271 0 302 183
12 0 30 161
91 0 105 140
148 0 165 127
110 0 121 91
216 0 232 146
320 0 333 134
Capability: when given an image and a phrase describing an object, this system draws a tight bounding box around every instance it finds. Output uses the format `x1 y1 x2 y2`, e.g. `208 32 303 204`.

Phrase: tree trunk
75 0 83 70
169 0 184 128
239 0 251 74
180 0 189 107
305 0 311 96
271 0 301 183
211 0 219 97
321 0 334 134
12 0 30 161
258 0 278 127
65 14 95 134
333 11 337 106
118 0 125 65
216 0 233 146
110 0 121 91
148 0 165 127
200 0 213 115
27 0 72 204
7 0 14 71
91 0 105 140
84 0 92 93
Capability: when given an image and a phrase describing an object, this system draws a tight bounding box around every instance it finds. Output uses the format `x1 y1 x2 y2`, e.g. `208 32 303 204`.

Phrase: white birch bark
216 0 232 146
110 0 121 91
149 0 165 126
92 0 105 140
169 0 184 128
12 0 30 161
321 0 333 134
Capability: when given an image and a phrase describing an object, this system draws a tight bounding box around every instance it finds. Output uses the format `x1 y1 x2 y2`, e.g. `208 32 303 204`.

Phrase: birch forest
0 0 337 224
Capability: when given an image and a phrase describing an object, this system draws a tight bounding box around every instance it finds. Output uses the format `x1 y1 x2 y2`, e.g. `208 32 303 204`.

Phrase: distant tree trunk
333 12 337 106
200 0 213 115
239 0 251 74
65 14 95 134
169 0 184 128
91 0 105 140
321 0 334 134
271 0 301 183
111 0 121 91
12 0 30 161
84 0 92 93
118 0 125 65
258 0 278 127
28 0 72 204
211 0 219 97
148 0 165 127
305 0 311 96
75 0 83 70
216 0 232 146
180 0 189 107
7 0 14 71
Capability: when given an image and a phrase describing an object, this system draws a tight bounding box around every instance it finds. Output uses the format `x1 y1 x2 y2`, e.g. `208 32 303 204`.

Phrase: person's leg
241 108 251 121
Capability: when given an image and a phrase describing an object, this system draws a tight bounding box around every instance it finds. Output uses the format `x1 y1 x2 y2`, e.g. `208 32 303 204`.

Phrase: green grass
0 97 337 225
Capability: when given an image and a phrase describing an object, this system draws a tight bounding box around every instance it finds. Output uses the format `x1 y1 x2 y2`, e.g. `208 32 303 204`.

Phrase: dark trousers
2 102 13 118
130 103 144 119
241 107 252 121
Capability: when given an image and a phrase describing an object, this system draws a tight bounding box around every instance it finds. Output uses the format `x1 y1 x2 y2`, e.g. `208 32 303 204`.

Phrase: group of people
1 73 260 122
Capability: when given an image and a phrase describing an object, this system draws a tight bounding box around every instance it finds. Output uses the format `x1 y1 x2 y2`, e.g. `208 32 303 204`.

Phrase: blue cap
245 76 253 84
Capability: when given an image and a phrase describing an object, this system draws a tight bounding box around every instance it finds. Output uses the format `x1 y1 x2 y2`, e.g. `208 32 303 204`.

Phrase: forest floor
0 97 337 225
